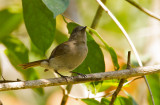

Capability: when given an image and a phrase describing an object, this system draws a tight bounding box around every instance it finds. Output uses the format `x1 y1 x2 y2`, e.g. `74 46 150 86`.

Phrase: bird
19 26 88 81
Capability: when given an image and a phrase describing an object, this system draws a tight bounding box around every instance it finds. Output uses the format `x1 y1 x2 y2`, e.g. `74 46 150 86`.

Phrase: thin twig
90 0 106 29
126 0 160 21
61 84 73 105
0 65 160 91
143 76 155 105
89 0 106 35
126 51 131 69
123 76 143 86
109 51 131 105
96 1 155 105
109 79 125 105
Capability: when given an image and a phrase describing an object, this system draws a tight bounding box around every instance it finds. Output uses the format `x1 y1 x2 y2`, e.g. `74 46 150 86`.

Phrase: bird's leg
55 70 68 82
70 71 86 78
1 75 6 81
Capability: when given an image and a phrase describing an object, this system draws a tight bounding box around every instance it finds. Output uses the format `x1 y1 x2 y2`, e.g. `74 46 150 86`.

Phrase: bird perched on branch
19 26 88 81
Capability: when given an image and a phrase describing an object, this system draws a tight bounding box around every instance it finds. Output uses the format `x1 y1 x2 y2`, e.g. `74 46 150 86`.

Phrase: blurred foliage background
0 0 160 105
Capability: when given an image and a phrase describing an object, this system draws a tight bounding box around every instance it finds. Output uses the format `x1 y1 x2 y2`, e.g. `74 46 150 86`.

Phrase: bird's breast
49 44 88 72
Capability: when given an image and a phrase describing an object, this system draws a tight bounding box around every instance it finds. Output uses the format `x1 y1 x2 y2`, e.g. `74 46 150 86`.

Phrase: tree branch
126 0 160 21
0 65 160 91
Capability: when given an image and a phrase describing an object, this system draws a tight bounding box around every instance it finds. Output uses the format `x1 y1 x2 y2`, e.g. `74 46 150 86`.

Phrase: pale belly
49 47 88 72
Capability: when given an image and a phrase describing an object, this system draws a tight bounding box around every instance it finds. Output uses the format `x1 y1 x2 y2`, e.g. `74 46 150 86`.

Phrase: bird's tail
19 59 48 69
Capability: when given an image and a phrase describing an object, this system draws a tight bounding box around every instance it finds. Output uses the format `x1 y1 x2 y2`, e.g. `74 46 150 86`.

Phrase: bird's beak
82 26 87 31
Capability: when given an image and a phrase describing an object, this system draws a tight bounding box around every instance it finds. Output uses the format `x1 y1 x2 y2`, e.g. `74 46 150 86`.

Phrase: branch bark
0 65 160 91
126 0 160 21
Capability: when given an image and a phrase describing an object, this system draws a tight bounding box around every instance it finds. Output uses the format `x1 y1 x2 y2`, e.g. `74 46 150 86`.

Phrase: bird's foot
55 70 68 82
70 71 87 78
60 75 68 83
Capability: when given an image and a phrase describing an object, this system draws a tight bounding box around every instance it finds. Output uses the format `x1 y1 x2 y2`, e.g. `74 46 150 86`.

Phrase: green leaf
29 29 68 63
82 98 100 105
114 96 138 105
0 8 22 40
147 74 160 105
22 0 56 54
54 29 68 44
100 92 137 105
67 22 80 34
127 96 138 105
30 41 45 58
85 81 103 94
88 27 119 70
2 36 43 94
42 0 69 18
67 22 105 94
99 79 129 93
100 98 110 105
98 80 119 92
30 29 68 60
74 32 105 74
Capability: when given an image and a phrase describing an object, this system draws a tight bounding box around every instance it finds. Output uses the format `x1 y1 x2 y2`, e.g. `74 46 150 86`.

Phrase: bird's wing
49 41 71 59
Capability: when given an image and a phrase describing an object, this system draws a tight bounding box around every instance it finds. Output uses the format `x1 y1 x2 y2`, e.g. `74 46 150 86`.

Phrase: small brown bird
19 26 88 80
